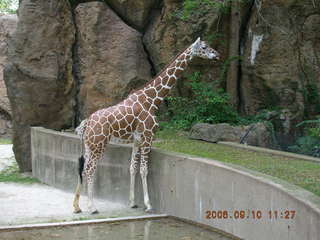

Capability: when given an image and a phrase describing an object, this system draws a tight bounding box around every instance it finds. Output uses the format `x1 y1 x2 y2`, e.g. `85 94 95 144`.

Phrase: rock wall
144 0 229 96
75 2 152 120
4 0 76 171
2 0 320 171
240 0 320 146
0 14 17 138
104 0 159 31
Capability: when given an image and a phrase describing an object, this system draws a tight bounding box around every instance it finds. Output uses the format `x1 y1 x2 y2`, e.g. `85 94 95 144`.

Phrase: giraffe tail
75 119 88 139
75 119 87 184
78 155 85 184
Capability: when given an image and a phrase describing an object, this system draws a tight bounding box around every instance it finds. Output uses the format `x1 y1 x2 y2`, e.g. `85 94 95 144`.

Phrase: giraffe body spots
126 107 133 114
142 101 151 111
145 88 157 98
119 105 126 114
139 111 148 121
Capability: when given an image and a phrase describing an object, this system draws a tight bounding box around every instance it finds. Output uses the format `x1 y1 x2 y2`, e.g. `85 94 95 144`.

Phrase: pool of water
0 217 235 240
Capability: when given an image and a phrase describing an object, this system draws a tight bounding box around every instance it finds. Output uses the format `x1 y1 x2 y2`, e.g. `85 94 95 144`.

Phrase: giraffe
73 37 219 214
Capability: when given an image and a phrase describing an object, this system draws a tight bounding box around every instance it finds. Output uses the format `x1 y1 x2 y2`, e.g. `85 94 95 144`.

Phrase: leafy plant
288 136 320 158
160 72 242 130
174 0 246 20
289 117 320 157
296 118 320 138
0 0 18 14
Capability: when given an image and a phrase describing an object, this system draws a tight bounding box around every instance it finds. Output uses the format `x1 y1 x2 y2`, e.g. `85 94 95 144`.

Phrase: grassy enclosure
155 130 320 197
0 138 12 145
0 139 39 183
0 163 39 184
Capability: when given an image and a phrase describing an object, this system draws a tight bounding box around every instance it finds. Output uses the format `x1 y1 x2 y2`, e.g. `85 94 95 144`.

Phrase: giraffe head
191 37 219 60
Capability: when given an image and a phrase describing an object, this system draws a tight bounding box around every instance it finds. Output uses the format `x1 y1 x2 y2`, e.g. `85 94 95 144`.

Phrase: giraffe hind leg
85 146 105 214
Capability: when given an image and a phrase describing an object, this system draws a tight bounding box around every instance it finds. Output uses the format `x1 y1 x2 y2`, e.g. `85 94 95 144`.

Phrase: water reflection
0 218 232 240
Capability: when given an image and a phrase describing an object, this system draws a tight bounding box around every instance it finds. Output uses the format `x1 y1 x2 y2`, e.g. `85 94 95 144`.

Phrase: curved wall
31 127 320 240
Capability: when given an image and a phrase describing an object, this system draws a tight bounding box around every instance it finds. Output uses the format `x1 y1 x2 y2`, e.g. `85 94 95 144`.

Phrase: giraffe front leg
129 142 140 208
140 146 153 212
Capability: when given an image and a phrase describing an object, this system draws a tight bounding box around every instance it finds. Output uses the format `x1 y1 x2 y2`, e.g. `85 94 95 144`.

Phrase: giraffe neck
142 46 193 107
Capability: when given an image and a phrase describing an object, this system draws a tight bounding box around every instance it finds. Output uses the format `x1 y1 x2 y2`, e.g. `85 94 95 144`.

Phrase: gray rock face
4 0 75 171
189 122 275 148
104 0 158 31
143 0 227 96
75 2 152 119
240 0 320 145
0 14 17 138
0 14 17 115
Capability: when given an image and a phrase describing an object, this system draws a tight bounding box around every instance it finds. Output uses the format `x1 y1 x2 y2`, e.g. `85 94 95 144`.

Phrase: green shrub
177 0 233 20
160 72 242 130
288 136 320 157
174 0 248 20
289 118 320 157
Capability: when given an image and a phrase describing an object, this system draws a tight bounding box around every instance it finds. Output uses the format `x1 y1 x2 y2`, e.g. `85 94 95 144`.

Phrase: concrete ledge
31 127 320 240
218 141 320 163
0 214 168 232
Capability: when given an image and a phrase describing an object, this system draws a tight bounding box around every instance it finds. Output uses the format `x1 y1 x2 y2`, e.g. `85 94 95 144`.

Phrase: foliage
0 138 12 144
160 72 243 130
0 0 18 14
174 0 246 20
289 118 320 157
155 130 320 196
300 65 320 114
289 136 320 158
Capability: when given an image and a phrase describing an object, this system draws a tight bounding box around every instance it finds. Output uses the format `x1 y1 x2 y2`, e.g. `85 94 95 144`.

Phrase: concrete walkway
0 144 143 226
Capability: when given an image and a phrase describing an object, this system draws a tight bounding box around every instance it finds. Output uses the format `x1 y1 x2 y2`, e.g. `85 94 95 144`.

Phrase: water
0 218 234 240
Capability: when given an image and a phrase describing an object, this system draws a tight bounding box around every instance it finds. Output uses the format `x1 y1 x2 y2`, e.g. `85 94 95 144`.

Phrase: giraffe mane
130 44 191 93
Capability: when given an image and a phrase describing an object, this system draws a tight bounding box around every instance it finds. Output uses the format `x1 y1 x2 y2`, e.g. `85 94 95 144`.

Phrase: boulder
240 0 320 145
75 2 152 120
189 122 276 148
104 0 158 31
4 0 75 171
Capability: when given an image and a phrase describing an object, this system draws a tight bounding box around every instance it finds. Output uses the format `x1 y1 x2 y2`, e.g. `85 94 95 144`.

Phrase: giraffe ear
194 37 201 45
192 37 201 50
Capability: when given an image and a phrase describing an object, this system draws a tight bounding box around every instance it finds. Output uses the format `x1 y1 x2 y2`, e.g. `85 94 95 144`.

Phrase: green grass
0 162 40 184
0 138 12 144
154 130 320 197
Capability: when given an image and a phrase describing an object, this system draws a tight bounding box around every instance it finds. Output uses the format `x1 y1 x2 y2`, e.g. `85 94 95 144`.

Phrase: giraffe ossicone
73 37 219 214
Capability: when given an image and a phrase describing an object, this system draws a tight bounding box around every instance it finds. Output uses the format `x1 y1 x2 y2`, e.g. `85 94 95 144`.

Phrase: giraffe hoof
73 209 82 214
145 208 154 213
90 210 99 215
130 204 138 209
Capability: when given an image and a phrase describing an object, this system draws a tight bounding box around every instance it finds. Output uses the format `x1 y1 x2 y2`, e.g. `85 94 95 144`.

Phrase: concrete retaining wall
31 127 320 240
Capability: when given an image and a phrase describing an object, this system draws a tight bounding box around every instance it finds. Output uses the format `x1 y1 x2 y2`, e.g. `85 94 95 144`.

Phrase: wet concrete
0 182 145 226
0 218 233 240
0 144 14 171
0 144 145 226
